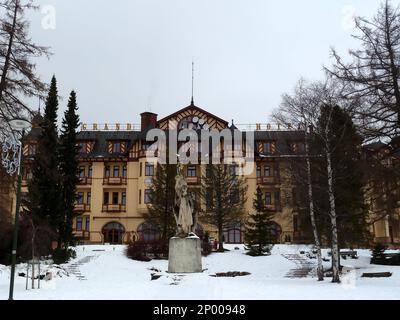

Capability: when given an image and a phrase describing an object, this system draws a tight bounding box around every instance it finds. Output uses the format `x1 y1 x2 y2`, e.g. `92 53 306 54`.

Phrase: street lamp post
1 118 31 300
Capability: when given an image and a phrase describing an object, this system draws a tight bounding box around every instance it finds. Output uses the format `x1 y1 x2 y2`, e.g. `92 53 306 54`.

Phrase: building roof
76 131 142 159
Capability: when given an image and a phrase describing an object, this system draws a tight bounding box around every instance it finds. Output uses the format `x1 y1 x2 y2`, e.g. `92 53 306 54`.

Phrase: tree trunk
218 225 224 252
326 149 340 283
305 136 324 281
0 0 19 102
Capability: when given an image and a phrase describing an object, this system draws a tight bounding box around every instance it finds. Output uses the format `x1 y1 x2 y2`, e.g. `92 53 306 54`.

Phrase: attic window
77 141 94 154
107 141 127 154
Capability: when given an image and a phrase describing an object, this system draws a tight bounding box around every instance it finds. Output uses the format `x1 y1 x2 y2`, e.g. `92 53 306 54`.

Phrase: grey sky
27 0 392 126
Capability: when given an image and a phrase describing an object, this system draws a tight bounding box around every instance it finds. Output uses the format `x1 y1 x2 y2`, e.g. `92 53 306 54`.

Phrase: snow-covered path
1 244 399 300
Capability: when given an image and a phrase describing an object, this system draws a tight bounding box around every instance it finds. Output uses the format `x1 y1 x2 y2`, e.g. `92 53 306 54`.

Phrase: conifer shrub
51 247 76 265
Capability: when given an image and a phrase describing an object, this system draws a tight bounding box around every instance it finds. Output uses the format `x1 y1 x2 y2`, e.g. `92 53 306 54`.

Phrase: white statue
174 164 197 237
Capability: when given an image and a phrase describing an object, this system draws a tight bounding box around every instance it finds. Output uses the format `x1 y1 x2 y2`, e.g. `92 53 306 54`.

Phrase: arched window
137 223 161 242
223 223 244 244
102 222 125 244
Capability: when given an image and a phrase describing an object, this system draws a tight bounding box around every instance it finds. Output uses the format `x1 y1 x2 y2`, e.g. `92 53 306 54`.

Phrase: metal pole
8 130 24 300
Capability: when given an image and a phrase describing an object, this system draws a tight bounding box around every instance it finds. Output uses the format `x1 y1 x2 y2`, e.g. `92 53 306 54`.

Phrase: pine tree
244 186 275 256
144 164 177 241
27 76 60 233
200 164 248 252
58 91 80 249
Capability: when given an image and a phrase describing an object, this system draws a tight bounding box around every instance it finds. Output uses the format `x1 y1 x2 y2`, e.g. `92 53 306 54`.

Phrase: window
113 142 121 153
139 163 142 176
121 192 126 205
144 189 152 204
256 166 261 177
76 217 82 231
265 192 272 205
79 166 85 178
223 223 244 244
85 217 90 231
87 192 91 205
112 192 119 205
77 192 84 204
78 142 86 153
263 142 272 153
28 144 37 156
104 166 110 178
88 166 93 177
264 166 271 177
145 163 154 176
139 189 142 204
187 165 197 177
103 192 109 205
122 166 127 178
113 166 120 177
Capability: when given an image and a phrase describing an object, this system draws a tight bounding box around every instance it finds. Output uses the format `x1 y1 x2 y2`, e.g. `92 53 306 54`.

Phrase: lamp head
9 118 31 131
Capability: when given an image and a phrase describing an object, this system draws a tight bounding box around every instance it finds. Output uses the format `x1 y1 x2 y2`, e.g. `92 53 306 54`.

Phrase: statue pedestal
168 237 202 273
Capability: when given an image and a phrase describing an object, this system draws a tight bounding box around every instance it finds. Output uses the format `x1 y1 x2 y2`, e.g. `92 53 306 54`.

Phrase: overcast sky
26 0 394 126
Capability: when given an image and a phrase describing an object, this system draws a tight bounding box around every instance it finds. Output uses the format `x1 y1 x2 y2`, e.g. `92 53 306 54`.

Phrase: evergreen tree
27 76 61 232
244 186 275 256
144 164 177 241
58 91 80 249
200 164 248 252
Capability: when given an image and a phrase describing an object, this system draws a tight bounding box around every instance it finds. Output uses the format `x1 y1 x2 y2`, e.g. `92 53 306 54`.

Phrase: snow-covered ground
1 244 399 300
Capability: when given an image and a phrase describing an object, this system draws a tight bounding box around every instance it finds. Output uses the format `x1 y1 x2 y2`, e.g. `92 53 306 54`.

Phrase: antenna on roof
191 61 194 106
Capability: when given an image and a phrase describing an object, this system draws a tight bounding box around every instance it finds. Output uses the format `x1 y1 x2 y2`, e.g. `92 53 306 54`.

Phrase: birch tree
273 79 324 281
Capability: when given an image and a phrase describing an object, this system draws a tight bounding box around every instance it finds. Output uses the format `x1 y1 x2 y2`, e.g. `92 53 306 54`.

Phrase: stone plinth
168 237 202 273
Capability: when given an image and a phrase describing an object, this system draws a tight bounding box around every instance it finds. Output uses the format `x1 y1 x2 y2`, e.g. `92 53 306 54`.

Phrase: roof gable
157 104 229 130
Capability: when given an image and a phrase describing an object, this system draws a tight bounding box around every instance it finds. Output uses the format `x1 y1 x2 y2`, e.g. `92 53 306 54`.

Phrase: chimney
140 112 158 131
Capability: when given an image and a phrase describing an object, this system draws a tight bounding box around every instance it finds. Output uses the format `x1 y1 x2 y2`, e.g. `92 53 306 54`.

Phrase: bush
201 232 212 256
371 243 400 266
126 240 169 261
51 247 76 265
245 244 273 257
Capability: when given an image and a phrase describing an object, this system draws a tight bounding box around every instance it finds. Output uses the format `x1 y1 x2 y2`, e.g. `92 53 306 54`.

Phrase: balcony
102 204 126 213
78 177 92 185
186 176 201 185
73 230 90 240
74 203 91 212
257 176 280 185
103 177 127 185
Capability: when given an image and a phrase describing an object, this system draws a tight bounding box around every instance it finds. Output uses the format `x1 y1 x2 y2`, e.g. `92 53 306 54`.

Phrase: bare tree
273 78 356 283
273 79 324 281
327 0 400 142
0 0 51 137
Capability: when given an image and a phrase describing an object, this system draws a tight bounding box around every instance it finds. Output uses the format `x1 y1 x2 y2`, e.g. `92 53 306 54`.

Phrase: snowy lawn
1 244 399 300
